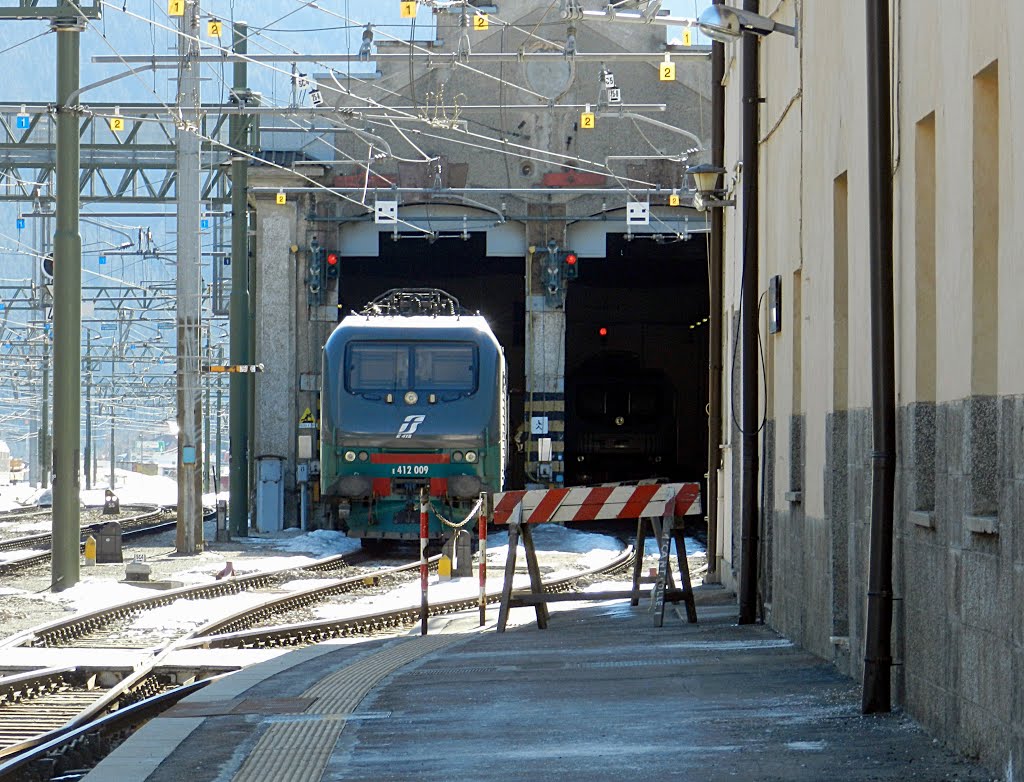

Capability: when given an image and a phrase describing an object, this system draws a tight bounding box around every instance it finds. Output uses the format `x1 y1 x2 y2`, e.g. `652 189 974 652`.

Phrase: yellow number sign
400 1 417 18
660 61 676 81
208 20 222 38
474 13 489 30
682 28 692 47
168 0 184 16
276 192 287 205
109 116 125 132
669 193 681 207
580 111 595 130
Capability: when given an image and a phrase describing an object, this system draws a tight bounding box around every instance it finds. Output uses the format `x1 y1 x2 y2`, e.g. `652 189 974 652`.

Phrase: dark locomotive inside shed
563 234 710 487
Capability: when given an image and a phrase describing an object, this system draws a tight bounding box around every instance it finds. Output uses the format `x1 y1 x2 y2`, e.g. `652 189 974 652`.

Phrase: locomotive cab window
347 344 410 391
414 345 476 391
575 384 663 423
346 341 477 394
628 389 659 419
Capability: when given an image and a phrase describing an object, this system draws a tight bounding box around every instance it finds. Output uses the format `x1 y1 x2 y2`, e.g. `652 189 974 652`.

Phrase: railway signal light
562 250 579 280
308 240 323 296
599 326 608 345
325 251 339 279
41 252 54 281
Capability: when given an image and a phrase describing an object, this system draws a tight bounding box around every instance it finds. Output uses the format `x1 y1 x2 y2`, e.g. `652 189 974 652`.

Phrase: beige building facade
713 0 1022 774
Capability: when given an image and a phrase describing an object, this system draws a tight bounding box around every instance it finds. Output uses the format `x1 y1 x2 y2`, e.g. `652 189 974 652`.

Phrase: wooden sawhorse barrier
491 482 702 631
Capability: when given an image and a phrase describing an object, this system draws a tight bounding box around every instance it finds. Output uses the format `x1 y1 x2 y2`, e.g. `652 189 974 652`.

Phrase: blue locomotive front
320 290 506 542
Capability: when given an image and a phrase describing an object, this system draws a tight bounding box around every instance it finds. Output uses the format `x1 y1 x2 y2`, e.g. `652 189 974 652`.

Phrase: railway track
0 506 190 578
0 543 634 781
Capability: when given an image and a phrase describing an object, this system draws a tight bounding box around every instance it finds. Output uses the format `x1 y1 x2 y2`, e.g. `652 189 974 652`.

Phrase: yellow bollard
438 553 452 581
84 535 96 567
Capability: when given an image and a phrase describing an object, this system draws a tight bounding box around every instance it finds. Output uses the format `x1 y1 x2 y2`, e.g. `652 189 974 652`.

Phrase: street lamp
697 4 798 45
687 163 735 211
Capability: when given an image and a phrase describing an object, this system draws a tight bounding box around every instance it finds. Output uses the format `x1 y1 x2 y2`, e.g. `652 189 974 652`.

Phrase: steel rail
0 508 188 578
0 550 404 649
0 505 165 553
0 678 211 781
186 546 635 650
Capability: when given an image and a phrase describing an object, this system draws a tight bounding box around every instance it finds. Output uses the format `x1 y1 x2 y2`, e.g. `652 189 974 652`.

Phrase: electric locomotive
565 351 678 486
320 289 506 543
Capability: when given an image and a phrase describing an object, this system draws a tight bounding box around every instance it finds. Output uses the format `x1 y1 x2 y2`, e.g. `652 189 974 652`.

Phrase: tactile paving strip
232 634 460 782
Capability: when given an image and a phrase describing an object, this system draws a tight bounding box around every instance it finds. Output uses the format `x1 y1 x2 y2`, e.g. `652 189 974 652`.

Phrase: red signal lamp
598 326 608 337
325 250 339 279
563 250 579 280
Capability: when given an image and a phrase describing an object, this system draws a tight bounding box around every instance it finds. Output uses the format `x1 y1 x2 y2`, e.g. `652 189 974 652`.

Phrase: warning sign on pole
299 407 316 428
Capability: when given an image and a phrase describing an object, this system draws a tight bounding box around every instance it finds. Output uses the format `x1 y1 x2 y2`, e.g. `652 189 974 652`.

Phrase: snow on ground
78 471 180 507
0 483 41 512
235 529 363 559
642 535 705 558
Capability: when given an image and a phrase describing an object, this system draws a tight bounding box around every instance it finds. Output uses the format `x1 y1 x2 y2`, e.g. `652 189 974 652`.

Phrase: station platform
84 586 994 782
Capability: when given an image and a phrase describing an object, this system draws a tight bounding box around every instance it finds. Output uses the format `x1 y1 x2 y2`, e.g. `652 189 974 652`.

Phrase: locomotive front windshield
346 341 477 394
577 385 662 423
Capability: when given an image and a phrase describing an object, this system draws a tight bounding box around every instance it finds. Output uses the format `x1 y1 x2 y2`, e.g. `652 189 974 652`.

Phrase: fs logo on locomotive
396 414 426 438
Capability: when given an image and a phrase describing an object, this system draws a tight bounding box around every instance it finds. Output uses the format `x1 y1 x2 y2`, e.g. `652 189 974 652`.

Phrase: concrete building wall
716 0 1024 774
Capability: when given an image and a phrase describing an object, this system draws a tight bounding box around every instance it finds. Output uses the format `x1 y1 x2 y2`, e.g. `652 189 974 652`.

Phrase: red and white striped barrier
491 482 702 525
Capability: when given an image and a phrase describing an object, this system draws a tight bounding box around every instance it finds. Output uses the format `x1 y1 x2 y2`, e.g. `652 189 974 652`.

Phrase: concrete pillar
523 204 567 488
252 193 299 526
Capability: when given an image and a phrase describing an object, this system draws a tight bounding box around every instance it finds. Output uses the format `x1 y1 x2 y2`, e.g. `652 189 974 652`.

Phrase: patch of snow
642 536 706 558
41 578 161 612
786 741 827 751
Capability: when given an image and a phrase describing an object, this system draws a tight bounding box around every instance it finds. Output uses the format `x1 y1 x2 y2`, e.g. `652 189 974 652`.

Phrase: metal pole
176 0 203 554
41 340 50 489
204 338 211 493
216 345 223 491
862 0 896 714
51 13 84 593
109 362 115 491
478 492 487 626
737 0 761 624
228 21 251 536
420 488 429 636
84 331 91 490
247 215 257 524
27 364 36 487
705 0 726 581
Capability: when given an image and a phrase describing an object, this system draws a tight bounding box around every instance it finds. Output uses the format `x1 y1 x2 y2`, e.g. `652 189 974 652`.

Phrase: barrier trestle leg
630 516 645 607
673 528 698 624
497 519 549 632
496 521 519 633
628 515 698 627
650 516 672 627
519 522 549 629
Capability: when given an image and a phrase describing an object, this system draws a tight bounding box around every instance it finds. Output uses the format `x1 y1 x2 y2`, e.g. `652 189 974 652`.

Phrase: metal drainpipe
737 0 761 624
862 0 897 714
705 0 726 581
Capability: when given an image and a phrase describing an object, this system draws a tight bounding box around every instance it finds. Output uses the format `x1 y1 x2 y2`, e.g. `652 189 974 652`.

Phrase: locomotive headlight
343 450 357 462
358 451 369 462
465 450 478 463
452 451 464 463
403 390 418 405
